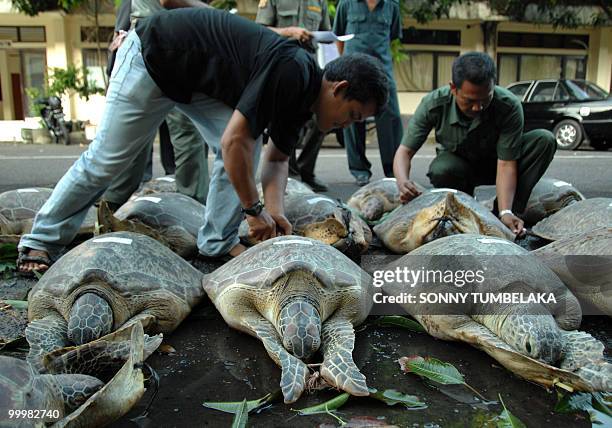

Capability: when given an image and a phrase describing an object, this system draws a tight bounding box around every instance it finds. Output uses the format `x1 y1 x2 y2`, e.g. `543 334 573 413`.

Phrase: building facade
0 0 610 129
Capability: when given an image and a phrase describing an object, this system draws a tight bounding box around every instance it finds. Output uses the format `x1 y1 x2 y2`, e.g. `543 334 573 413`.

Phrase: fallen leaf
231 399 248 428
158 344 176 355
368 388 426 409
293 392 350 415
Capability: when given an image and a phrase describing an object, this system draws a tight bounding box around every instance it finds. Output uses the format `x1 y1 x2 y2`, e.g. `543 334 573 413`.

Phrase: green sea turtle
347 178 426 223
373 188 514 253
0 322 153 427
97 193 206 258
257 177 315 201
531 198 612 241
202 236 373 403
26 231 205 369
533 227 612 316
0 187 96 237
240 193 371 256
383 234 610 391
130 175 177 200
481 178 585 225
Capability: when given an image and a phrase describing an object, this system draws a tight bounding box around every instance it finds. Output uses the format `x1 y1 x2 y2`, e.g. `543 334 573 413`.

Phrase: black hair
323 53 389 113
451 52 496 88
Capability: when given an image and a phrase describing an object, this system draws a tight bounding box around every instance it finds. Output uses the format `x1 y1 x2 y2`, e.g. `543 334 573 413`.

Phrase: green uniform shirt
402 85 524 162
332 0 401 72
255 0 331 32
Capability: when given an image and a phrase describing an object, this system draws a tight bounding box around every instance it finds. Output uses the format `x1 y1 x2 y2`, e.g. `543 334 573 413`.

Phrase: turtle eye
525 341 532 354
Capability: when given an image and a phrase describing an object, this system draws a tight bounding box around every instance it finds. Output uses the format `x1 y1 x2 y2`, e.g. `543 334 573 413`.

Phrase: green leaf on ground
368 388 426 409
203 392 276 414
293 392 350 415
555 391 612 425
1 300 28 310
373 316 425 332
496 394 526 428
231 399 248 428
0 243 18 273
399 356 488 401
399 356 464 385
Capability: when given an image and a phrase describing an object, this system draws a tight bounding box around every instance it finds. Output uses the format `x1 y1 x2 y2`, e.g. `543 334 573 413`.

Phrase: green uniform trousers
103 108 209 205
427 129 556 214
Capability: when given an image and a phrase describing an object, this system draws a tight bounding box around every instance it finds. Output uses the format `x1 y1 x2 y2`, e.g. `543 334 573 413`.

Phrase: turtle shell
373 188 514 253
533 227 612 316
521 178 585 225
114 192 205 257
0 187 95 236
531 198 612 241
0 356 65 425
130 175 177 200
257 177 315 202
347 178 425 223
28 232 205 334
203 236 371 319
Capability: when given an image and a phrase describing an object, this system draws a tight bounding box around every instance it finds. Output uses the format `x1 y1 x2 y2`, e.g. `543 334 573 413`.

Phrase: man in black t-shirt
18 8 389 272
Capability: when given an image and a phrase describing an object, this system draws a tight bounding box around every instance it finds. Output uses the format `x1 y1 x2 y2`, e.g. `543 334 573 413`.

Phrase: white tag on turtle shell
552 180 571 187
93 237 133 245
477 238 513 245
382 178 396 181
17 188 39 193
157 177 175 182
273 239 314 246
430 188 457 193
307 197 334 205
135 196 162 203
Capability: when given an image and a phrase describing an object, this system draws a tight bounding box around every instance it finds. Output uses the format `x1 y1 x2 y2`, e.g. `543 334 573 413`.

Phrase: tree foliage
405 0 611 28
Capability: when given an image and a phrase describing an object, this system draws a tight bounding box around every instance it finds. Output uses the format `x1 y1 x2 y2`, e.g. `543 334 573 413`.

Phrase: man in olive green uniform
393 52 556 236
333 0 403 185
104 0 210 206
256 0 330 192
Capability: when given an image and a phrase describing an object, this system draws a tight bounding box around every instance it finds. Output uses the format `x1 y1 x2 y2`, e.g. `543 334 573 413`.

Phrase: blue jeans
20 30 260 258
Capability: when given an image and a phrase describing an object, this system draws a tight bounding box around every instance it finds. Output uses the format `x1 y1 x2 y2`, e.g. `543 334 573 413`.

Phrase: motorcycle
35 96 70 144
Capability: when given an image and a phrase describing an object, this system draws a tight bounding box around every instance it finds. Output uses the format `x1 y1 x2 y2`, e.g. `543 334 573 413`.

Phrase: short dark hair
452 52 496 89
323 53 389 114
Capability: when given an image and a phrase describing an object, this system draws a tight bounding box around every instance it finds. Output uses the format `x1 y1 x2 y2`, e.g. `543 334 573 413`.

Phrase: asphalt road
1 141 611 200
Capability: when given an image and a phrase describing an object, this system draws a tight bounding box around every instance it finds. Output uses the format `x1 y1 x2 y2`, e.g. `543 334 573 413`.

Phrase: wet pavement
112 301 607 427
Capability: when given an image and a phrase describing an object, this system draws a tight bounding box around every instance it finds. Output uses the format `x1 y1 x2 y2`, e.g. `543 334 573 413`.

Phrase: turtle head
277 299 322 360
498 314 563 364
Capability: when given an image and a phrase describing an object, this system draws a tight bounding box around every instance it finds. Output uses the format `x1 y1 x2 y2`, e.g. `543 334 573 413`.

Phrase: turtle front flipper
244 315 308 404
26 314 70 372
41 373 104 412
320 314 368 396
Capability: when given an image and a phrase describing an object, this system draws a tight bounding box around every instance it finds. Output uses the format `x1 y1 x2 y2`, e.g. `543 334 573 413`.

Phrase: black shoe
302 176 328 192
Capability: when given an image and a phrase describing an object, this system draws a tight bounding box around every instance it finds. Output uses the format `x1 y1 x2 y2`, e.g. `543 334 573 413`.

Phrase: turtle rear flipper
97 201 171 247
26 314 70 372
44 373 104 412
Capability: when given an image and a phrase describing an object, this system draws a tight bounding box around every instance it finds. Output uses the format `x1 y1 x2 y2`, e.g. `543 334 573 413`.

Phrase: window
0 26 45 42
82 49 108 89
394 52 459 92
81 27 114 44
401 29 461 46
507 82 532 100
569 80 609 100
21 50 47 115
498 32 589 49
498 54 586 85
529 81 558 102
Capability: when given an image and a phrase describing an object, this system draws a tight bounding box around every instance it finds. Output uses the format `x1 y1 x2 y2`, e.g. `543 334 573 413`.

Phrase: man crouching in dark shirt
18 7 389 272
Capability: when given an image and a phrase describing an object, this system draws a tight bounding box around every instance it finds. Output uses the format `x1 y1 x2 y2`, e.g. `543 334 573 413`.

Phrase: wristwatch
498 209 514 219
242 200 264 217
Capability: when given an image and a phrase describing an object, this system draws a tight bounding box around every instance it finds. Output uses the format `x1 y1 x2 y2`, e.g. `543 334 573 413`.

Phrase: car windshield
566 80 609 100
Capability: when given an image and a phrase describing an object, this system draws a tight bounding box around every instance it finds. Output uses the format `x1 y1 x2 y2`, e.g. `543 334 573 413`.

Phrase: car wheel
590 139 611 151
553 119 583 150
